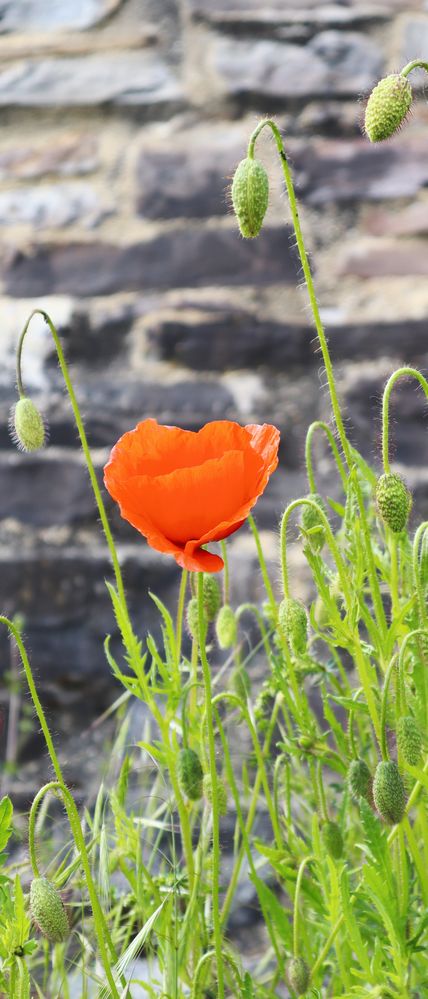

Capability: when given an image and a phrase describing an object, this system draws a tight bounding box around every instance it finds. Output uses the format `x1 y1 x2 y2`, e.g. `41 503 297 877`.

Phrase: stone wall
1 0 428 741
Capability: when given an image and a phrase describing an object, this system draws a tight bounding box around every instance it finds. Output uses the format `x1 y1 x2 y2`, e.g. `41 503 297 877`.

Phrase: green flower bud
375 473 411 533
203 773 228 816
186 597 200 641
203 575 221 622
286 956 311 996
321 820 343 860
278 597 308 655
231 156 269 239
177 748 203 801
30 877 69 944
365 74 412 143
231 666 251 701
300 494 326 551
373 760 406 825
215 604 238 649
397 715 422 767
347 759 372 802
10 397 45 452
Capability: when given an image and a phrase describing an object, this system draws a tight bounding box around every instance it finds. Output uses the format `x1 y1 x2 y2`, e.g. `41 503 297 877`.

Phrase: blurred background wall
1 0 428 783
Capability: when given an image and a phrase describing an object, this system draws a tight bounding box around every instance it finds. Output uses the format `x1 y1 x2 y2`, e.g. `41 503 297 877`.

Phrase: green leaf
0 797 13 854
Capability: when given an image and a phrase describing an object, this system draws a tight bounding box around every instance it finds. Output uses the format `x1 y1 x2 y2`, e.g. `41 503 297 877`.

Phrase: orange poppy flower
104 419 280 572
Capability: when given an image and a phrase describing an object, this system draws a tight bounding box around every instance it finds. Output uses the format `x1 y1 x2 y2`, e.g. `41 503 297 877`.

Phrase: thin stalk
175 569 188 671
305 420 348 493
248 513 277 617
293 856 315 957
197 573 224 999
382 367 428 474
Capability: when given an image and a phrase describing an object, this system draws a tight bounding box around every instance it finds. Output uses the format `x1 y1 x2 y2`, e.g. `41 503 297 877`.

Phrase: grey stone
3 225 300 297
201 30 382 102
136 129 244 220
0 134 99 180
0 0 122 32
293 136 428 204
0 183 113 229
0 52 183 109
339 238 428 279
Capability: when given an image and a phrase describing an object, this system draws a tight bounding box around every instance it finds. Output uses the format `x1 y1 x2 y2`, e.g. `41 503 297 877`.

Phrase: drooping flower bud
215 604 238 649
347 759 372 802
30 877 69 944
286 956 311 996
10 397 45 452
364 74 412 143
203 575 221 621
186 597 200 641
203 773 228 816
375 473 412 533
177 748 204 801
397 715 423 767
373 760 406 825
278 597 308 655
321 820 343 860
231 156 269 239
300 494 326 552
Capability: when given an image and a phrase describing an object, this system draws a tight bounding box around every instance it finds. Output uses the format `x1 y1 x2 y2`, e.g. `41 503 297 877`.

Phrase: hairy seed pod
286 956 311 996
347 758 372 802
11 397 45 452
300 494 326 551
203 575 221 621
321 820 343 860
397 715 423 767
278 597 308 655
186 597 200 641
30 878 69 944
365 73 412 143
215 604 238 649
177 748 204 801
231 156 269 238
203 773 228 815
375 473 412 533
373 760 406 825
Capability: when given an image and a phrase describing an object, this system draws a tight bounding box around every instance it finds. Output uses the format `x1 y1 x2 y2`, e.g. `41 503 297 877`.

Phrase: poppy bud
373 760 406 825
186 597 200 641
30 877 69 944
231 156 269 239
215 604 238 649
177 748 204 801
347 759 372 802
375 473 411 533
321 820 343 860
10 397 45 452
203 773 228 816
231 666 251 700
286 956 311 996
203 575 221 621
300 494 326 551
397 715 423 767
364 74 412 143
278 597 308 655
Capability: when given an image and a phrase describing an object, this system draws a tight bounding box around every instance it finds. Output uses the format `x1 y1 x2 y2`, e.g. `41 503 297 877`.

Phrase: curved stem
293 855 315 957
412 522 428 625
401 60 428 77
197 573 224 999
28 781 64 878
16 310 127 609
280 498 350 603
305 420 348 494
248 120 352 468
382 367 428 474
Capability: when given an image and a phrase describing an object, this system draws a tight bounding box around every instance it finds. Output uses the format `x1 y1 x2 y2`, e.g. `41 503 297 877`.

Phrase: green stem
220 541 230 604
16 310 127 610
401 60 428 77
305 420 348 493
293 855 314 957
248 120 351 468
175 569 188 671
382 367 428 474
248 513 277 617
380 656 397 761
197 573 224 999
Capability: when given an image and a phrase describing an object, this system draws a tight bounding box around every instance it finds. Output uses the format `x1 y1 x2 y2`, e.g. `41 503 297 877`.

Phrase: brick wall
0 0 428 725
